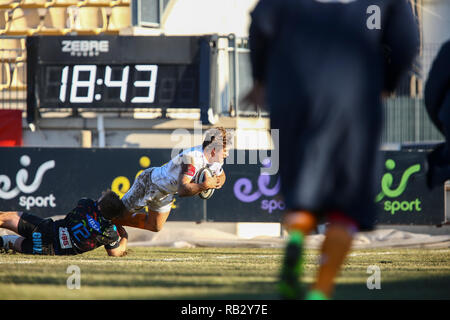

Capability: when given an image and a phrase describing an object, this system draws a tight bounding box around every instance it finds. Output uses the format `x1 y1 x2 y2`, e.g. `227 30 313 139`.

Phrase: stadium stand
0 0 131 37
0 0 134 38
0 0 132 111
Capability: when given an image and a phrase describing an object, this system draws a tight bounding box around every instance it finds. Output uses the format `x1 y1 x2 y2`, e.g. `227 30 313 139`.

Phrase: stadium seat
0 9 9 34
6 8 42 35
38 6 72 35
0 37 25 62
73 5 106 34
10 61 26 90
106 5 130 34
0 62 11 90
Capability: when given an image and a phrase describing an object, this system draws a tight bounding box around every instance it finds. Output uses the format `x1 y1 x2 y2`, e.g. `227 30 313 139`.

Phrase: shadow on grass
0 274 276 290
333 276 450 300
173 276 450 300
1 275 449 300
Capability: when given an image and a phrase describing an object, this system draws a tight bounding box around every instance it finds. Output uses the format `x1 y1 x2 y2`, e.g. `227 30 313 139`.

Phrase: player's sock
311 212 356 298
279 211 317 300
0 235 19 251
278 230 304 299
305 289 329 300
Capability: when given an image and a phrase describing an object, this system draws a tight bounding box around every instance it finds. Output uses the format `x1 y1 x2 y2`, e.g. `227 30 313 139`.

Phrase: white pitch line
349 251 398 257
0 260 35 264
215 255 283 259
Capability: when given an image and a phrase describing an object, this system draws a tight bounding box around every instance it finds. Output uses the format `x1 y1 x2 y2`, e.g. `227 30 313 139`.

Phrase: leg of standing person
306 212 357 299
279 210 317 299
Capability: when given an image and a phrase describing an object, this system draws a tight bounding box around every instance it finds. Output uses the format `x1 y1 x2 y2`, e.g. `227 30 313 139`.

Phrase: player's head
97 190 127 220
202 127 231 162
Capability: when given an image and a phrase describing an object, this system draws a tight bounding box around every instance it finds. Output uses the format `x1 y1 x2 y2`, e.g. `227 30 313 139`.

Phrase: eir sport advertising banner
0 147 445 225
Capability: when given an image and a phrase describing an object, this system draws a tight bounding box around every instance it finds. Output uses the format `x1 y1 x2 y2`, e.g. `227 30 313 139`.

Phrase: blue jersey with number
57 198 120 254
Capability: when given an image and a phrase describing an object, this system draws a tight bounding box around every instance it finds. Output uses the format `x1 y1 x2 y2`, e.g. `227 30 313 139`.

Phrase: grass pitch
0 247 449 300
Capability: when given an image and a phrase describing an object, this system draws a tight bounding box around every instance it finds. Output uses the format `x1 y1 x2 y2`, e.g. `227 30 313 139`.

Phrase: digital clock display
41 64 198 108
27 35 211 113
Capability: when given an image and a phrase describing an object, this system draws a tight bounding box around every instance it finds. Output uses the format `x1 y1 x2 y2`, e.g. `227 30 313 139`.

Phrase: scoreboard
26 35 212 120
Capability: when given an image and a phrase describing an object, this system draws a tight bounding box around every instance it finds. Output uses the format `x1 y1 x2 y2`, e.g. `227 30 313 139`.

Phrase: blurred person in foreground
0 190 128 257
113 127 230 232
424 39 450 189
246 0 419 299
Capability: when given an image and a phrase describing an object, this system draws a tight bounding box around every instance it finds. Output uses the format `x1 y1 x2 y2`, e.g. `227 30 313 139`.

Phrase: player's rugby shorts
121 168 174 213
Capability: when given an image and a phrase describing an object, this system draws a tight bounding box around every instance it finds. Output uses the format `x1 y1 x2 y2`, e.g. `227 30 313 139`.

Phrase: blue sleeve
103 224 120 250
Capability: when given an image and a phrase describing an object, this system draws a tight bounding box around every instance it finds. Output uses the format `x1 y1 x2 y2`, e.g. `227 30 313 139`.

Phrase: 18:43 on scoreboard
26 36 212 110
54 64 159 104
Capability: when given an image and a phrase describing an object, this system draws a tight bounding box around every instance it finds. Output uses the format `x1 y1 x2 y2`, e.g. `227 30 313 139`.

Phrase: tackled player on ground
113 127 231 232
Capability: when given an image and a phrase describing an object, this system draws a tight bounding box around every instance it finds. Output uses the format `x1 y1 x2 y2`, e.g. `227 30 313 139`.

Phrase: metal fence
382 97 443 145
221 37 444 145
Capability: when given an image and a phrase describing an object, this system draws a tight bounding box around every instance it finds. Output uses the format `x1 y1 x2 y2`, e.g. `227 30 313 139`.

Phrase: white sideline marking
349 252 397 257
161 258 194 262
215 255 282 259
0 260 35 264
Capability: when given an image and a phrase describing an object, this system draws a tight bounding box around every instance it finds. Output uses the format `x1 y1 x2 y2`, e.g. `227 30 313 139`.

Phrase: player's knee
0 211 19 224
151 223 164 232
283 211 317 234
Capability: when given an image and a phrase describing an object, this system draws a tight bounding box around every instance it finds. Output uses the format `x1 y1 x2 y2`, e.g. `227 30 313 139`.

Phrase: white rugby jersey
151 145 224 194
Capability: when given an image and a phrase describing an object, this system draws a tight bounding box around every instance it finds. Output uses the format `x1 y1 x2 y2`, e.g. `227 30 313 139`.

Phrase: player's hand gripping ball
195 167 215 199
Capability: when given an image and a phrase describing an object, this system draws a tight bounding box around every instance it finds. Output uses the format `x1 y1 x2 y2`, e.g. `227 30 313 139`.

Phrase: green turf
0 247 449 300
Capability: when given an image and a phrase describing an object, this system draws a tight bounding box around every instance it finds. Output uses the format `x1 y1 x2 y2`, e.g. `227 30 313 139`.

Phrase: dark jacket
425 40 450 134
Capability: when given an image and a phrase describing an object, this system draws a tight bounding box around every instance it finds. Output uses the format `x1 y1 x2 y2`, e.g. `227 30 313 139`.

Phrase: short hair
202 127 231 152
98 190 126 220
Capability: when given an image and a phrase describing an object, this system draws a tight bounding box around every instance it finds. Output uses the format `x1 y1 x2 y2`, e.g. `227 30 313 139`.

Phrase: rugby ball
195 167 215 200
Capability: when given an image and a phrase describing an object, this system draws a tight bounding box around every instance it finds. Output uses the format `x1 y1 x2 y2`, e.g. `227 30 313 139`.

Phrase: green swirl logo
375 159 421 202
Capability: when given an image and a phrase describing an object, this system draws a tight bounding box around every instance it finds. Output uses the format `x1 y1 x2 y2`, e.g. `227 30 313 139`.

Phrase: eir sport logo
375 159 421 215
